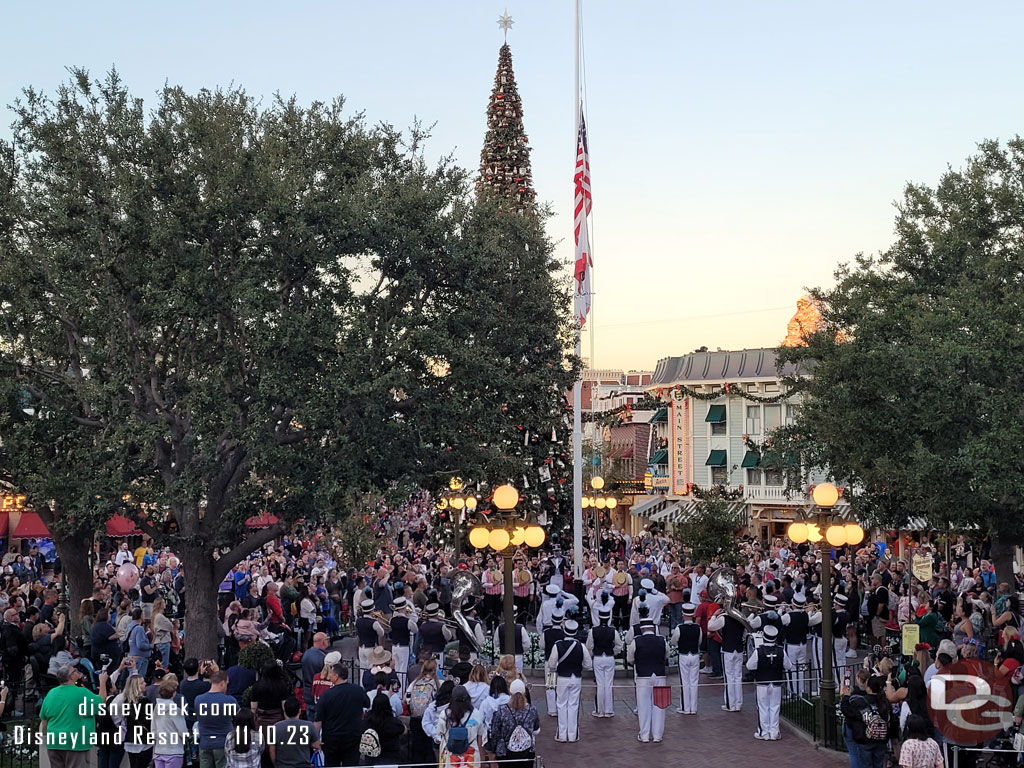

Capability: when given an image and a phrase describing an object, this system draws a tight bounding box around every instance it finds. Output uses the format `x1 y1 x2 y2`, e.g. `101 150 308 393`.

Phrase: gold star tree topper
497 10 514 41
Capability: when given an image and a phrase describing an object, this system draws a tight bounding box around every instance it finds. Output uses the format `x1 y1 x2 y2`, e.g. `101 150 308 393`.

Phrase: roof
649 348 801 387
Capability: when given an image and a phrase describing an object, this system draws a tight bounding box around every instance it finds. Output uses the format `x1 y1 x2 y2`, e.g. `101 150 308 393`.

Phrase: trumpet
367 609 392 633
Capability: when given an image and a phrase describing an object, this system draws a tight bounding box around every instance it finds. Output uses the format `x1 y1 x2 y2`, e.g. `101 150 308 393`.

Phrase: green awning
740 450 761 468
705 404 726 423
649 449 668 465
651 407 668 423
705 449 727 467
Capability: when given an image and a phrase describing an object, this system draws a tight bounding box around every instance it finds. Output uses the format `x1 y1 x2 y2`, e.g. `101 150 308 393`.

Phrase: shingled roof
649 348 802 386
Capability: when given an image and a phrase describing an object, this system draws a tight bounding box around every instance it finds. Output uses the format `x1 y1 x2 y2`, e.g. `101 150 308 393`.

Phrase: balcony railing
743 485 806 503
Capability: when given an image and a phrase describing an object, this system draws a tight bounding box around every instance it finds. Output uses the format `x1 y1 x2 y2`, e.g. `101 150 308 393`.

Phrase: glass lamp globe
510 526 526 546
591 476 605 491
450 496 465 510
825 525 847 547
493 484 520 511
465 496 478 511
488 528 511 551
594 497 607 509
812 482 840 508
844 523 865 546
787 522 808 544
524 525 545 548
607 497 618 509
806 523 824 543
468 526 490 549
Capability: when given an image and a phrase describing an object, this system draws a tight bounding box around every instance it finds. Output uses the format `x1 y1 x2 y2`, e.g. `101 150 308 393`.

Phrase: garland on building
580 393 665 425
657 383 795 404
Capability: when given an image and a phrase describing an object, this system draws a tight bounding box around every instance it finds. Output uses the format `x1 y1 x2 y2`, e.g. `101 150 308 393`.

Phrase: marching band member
538 584 578 631
512 557 533 619
745 624 794 740
707 602 746 712
389 596 418 696
547 619 591 742
494 607 532 673
586 607 621 717
482 560 504 632
831 594 850 680
355 597 385 674
630 578 669 633
548 546 569 591
540 612 565 718
670 602 701 714
781 593 809 695
454 598 487 658
590 588 614 628
807 598 823 696
610 560 633 630
627 618 668 744
418 602 454 658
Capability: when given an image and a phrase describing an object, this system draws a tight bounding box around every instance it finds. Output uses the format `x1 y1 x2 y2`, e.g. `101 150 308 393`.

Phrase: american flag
573 107 593 326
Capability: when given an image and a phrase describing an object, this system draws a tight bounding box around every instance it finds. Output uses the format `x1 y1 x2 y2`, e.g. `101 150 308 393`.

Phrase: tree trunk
181 542 222 662
51 530 94 640
990 535 1017 586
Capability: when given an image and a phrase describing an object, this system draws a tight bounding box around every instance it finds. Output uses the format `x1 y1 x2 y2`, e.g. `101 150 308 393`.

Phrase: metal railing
0 717 40 768
779 661 860 751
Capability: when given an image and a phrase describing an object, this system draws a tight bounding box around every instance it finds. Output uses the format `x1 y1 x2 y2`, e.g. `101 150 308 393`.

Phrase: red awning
246 514 279 529
106 514 142 537
0 515 8 538
13 512 50 539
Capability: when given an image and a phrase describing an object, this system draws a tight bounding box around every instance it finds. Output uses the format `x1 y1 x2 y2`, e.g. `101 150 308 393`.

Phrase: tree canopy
0 70 573 655
774 138 1024 580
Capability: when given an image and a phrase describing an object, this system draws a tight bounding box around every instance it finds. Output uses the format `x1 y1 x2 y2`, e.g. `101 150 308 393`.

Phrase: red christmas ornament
497 94 504 100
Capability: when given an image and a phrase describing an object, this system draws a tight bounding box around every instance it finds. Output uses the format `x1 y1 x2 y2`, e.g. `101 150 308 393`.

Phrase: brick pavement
534 678 847 768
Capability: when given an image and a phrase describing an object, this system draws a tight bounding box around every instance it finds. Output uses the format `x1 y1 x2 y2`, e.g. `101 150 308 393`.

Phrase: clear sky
5 2 1024 370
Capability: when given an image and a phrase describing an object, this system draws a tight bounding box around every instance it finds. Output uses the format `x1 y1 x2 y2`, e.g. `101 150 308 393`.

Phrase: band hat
424 602 441 616
681 602 696 617
763 594 780 607
360 598 375 611
391 597 407 609
833 594 848 606
762 625 780 642
368 646 393 666
545 584 560 596
792 593 807 606
598 608 612 618
640 578 655 591
551 611 564 624
639 619 656 632
324 651 342 667
563 619 579 636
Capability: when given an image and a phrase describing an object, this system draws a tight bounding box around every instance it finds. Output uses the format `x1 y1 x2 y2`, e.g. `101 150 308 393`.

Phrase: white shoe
637 735 650 743
771 734 781 741
674 707 686 714
722 704 731 711
700 667 712 674
754 732 766 740
845 649 857 658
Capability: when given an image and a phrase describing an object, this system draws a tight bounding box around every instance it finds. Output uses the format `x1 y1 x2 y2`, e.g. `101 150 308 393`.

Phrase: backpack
446 715 470 756
506 709 533 754
408 679 435 718
358 728 381 758
860 704 888 741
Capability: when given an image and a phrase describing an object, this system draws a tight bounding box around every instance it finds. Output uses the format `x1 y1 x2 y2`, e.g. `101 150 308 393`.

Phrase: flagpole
571 0 584 582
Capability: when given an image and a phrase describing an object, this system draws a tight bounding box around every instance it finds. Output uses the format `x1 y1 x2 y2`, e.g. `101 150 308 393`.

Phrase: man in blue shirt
126 608 152 681
195 670 237 768
232 564 251 602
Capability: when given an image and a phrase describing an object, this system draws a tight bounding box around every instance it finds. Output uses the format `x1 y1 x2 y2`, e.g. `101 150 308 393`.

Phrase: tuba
707 567 753 631
451 570 484 652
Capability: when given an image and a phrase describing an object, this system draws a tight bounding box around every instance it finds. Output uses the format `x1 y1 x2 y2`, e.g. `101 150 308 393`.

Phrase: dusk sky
5 2 1024 370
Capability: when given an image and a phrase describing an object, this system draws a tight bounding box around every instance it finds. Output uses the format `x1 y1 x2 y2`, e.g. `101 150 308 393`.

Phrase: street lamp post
438 478 478 561
468 484 546 655
581 475 617 554
787 482 865 746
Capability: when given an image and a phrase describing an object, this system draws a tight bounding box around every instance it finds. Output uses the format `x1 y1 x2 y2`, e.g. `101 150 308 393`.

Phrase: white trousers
556 676 582 741
593 655 616 715
833 637 848 679
678 654 700 713
722 650 744 711
357 646 373 676
635 675 667 742
546 684 558 717
786 642 807 697
807 636 823 696
755 684 782 739
514 654 524 673
393 645 410 696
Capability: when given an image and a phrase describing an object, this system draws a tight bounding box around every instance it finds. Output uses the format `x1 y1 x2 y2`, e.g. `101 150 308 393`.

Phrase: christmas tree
477 43 536 210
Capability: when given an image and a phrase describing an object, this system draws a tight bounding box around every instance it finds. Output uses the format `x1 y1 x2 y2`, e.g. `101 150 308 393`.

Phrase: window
785 404 800 426
746 405 761 434
711 466 728 485
764 404 782 432
711 420 727 436
764 382 780 393
764 469 784 487
706 404 727 436
746 383 758 393
746 468 763 486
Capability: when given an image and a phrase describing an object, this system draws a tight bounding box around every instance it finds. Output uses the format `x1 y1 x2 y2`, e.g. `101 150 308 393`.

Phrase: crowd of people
4 497 1023 768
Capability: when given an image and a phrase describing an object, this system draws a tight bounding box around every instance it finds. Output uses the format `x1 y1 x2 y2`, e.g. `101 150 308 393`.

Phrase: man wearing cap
627 618 668 743
670 603 701 714
780 593 810 695
630 578 670 634
540 612 565 718
587 607 621 718
417 603 454 658
745 624 794 740
355 598 386 676
831 593 850 679
494 607 532 673
707 598 746 712
537 584 578 632
389 597 417 696
547 618 591 742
